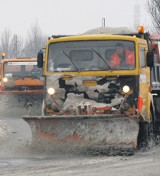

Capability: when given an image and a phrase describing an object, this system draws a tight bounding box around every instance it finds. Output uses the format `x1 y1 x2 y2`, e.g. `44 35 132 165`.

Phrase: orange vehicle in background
0 57 44 110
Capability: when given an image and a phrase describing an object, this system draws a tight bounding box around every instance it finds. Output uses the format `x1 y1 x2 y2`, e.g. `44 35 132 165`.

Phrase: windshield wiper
91 48 112 71
61 50 79 71
27 75 40 79
12 74 25 79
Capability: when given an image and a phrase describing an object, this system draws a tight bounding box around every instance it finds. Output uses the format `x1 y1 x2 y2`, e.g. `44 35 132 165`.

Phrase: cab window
139 47 146 68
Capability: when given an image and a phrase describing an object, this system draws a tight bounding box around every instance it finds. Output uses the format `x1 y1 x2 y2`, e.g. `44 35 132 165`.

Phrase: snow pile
84 27 134 34
0 120 9 140
63 93 108 113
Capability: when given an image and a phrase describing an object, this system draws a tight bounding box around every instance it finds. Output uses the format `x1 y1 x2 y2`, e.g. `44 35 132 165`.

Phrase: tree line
0 0 159 60
0 22 47 60
147 0 160 32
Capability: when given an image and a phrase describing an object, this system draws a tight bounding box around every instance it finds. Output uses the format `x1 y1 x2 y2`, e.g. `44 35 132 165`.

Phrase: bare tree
0 29 25 59
0 28 11 58
9 34 24 58
147 0 160 32
23 21 47 57
0 22 47 59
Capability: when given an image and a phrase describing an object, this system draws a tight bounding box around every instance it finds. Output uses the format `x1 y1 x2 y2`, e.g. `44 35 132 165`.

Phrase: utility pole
102 18 106 28
14 34 18 58
134 4 140 30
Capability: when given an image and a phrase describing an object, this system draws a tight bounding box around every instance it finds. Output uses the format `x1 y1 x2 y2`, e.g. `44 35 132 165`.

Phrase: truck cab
0 57 44 108
23 27 160 152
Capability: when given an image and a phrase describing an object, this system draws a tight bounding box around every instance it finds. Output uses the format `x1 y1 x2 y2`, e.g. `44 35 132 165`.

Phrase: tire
137 110 154 150
155 97 160 114
137 122 149 150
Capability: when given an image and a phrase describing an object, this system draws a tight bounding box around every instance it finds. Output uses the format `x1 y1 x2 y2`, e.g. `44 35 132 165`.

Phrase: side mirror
37 50 43 68
146 51 154 67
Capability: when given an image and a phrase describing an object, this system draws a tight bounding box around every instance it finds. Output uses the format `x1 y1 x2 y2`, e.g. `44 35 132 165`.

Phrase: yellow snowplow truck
23 26 160 153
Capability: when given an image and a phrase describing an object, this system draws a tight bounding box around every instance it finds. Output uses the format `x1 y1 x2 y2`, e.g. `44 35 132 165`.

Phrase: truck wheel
138 122 149 150
155 97 160 114
137 111 154 150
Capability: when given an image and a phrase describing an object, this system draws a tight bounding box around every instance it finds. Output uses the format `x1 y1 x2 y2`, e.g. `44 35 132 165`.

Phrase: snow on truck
23 26 160 153
0 57 44 109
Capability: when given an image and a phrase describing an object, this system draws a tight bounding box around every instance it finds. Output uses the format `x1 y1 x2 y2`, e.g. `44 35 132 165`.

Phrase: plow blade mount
23 115 139 153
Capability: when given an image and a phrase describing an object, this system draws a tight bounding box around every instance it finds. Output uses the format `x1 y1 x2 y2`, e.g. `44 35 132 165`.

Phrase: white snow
0 120 9 140
84 27 134 35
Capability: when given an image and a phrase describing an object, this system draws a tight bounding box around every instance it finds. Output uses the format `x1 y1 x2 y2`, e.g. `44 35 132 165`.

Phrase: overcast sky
0 0 150 37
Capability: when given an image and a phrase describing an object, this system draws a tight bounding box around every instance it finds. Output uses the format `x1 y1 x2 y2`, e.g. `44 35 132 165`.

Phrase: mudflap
23 115 139 154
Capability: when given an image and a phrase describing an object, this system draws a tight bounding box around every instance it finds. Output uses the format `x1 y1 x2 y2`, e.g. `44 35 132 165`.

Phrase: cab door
139 45 151 122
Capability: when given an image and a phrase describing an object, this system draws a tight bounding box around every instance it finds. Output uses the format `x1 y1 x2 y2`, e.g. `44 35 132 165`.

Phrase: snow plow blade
23 115 139 153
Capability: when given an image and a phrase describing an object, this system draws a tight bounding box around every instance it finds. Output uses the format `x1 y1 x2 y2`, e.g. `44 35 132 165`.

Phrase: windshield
4 61 42 78
47 40 136 72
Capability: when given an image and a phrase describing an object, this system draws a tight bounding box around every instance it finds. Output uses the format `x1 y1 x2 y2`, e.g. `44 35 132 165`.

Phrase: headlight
47 87 55 95
3 77 8 83
122 85 130 93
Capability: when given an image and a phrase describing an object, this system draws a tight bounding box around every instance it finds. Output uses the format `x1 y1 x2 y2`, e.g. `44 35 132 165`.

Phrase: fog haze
0 0 150 37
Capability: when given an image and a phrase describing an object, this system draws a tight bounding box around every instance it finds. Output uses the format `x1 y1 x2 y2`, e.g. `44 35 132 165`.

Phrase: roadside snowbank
0 120 9 140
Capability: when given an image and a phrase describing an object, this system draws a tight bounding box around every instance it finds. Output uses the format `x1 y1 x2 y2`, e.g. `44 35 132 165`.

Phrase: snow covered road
0 110 160 176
